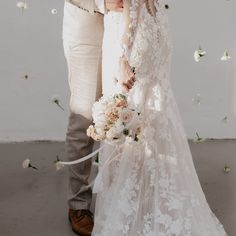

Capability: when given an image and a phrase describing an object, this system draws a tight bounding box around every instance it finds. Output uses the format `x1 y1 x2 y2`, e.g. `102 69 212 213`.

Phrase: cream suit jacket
66 0 107 14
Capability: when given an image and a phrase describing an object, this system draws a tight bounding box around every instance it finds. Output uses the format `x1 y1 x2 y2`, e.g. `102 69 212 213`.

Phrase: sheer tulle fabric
92 1 228 235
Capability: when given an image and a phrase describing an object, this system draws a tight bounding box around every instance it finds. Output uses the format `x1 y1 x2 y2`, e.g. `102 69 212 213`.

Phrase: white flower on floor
192 93 201 105
51 9 58 15
194 46 206 62
54 156 64 171
221 50 231 61
22 158 38 170
223 165 231 173
52 95 64 111
194 132 205 143
55 162 64 171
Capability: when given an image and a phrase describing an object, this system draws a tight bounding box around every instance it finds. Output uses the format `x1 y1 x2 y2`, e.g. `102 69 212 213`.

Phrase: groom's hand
105 0 123 12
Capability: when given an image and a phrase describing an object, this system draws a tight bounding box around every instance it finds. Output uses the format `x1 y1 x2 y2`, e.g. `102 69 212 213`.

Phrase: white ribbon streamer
58 145 105 165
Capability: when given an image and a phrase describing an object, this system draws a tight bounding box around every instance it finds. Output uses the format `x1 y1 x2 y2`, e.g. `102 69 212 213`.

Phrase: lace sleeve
121 0 157 60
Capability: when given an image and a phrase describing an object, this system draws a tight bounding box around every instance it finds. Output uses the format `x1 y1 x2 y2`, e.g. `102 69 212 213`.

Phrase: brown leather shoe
69 209 94 236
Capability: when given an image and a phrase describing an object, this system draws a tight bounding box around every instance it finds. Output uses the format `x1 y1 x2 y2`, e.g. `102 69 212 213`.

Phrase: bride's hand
117 56 136 93
105 0 123 12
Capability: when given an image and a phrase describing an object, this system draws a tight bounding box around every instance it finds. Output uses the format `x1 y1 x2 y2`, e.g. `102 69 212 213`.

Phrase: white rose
93 114 107 127
119 108 134 124
120 108 140 129
92 99 108 117
95 126 105 134
106 127 121 141
114 120 125 133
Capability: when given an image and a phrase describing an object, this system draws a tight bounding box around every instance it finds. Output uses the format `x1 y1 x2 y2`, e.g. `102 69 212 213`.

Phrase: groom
62 1 124 236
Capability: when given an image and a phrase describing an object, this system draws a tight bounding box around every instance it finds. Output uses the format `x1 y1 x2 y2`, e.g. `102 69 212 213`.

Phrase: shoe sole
68 216 91 236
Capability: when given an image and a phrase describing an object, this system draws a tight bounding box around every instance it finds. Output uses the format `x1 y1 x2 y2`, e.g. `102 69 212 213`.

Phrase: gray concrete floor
0 140 235 236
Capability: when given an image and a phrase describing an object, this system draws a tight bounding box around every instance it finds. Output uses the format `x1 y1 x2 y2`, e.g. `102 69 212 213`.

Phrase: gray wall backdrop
0 0 235 142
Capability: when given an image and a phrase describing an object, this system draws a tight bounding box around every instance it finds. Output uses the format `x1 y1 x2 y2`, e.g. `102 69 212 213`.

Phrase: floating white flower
17 1 28 9
194 132 205 143
221 50 231 61
221 116 228 124
22 74 29 80
194 46 206 62
17 1 28 14
51 9 58 15
52 95 64 111
192 93 201 105
22 158 38 170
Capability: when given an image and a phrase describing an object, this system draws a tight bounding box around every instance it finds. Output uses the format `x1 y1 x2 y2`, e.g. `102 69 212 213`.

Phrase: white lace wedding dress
92 0 228 235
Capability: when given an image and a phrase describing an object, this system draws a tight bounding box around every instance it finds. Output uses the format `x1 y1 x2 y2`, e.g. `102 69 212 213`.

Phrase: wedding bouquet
87 93 142 144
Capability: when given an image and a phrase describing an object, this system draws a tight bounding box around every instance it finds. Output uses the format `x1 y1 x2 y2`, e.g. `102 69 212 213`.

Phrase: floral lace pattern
92 1 228 235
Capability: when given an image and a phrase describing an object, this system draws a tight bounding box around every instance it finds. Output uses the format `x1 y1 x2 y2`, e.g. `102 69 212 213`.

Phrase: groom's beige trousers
62 1 104 210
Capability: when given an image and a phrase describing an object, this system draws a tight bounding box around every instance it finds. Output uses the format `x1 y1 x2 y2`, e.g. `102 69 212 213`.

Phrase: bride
90 0 228 235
